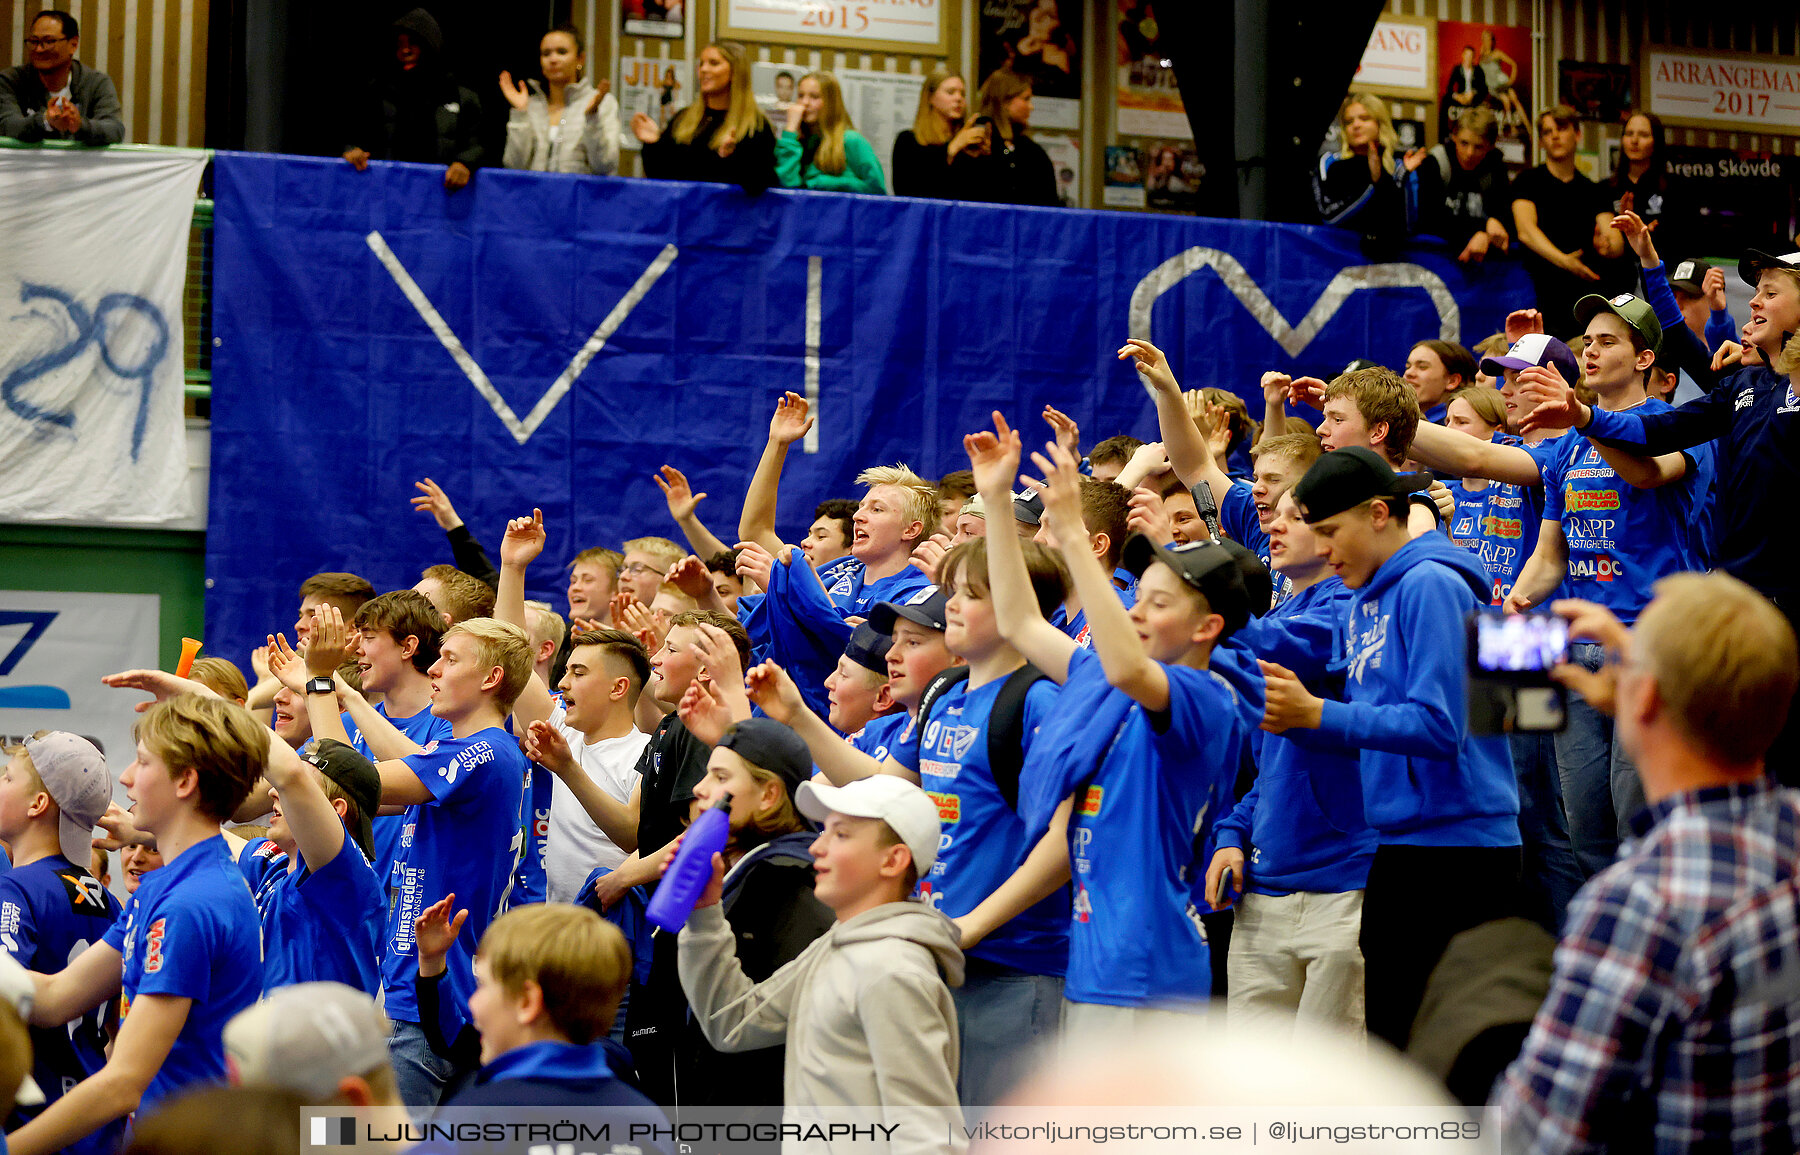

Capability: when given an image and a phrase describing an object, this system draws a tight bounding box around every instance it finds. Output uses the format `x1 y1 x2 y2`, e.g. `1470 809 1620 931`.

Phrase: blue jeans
1510 730 1583 933
1555 643 1646 879
388 1018 456 1116
950 961 1062 1108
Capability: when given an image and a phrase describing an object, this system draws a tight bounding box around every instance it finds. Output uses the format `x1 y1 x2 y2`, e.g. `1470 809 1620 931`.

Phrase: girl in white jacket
499 26 620 176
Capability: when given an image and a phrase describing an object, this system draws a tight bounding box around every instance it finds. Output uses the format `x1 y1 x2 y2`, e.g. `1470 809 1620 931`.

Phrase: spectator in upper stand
1511 104 1628 336
632 42 774 193
1608 110 1686 255
341 8 485 193
1314 93 1423 256
0 10 124 144
499 25 620 176
957 71 1057 208
775 71 886 195
891 69 989 200
1408 107 1511 265
1403 339 1477 424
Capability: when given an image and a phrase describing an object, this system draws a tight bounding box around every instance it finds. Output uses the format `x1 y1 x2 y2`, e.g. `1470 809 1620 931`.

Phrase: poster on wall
1560 60 1633 123
722 0 946 54
1353 16 1435 100
977 0 1082 132
1104 146 1147 208
751 63 923 193
617 57 689 150
0 590 159 795
1437 21 1532 160
1038 132 1081 207
622 0 683 39
1115 0 1187 139
1144 142 1200 212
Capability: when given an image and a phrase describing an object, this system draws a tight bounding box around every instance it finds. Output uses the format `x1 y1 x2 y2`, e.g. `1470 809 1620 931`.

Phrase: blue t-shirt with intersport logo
1540 397 1712 624
380 726 528 1023
888 675 1068 976
1464 434 1568 605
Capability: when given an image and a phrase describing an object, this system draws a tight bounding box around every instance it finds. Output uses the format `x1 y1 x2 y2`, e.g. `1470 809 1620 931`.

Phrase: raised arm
966 414 1077 683
738 392 814 555
1034 442 1169 710
263 732 347 871
1119 339 1227 507
655 466 732 558
494 508 557 731
524 722 640 852
1407 419 1547 485
1512 367 1693 489
744 660 913 785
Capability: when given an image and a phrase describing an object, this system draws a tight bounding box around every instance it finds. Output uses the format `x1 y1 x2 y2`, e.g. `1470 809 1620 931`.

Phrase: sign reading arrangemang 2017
205 152 1528 667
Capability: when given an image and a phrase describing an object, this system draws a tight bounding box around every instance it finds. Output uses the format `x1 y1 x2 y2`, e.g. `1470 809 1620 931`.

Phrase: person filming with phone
1497 572 1800 1153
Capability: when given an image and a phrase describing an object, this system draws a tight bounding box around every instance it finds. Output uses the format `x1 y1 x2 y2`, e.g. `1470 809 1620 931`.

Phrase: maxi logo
1127 248 1459 383
2 283 170 461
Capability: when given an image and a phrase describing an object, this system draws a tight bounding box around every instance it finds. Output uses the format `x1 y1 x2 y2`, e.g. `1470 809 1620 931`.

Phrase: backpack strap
987 664 1052 812
913 666 971 738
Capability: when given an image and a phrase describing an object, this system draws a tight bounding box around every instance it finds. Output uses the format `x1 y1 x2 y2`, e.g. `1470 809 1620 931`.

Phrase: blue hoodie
1214 577 1376 895
1315 532 1520 848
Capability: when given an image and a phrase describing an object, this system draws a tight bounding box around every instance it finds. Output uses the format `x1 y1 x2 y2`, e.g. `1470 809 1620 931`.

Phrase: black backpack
912 663 1052 811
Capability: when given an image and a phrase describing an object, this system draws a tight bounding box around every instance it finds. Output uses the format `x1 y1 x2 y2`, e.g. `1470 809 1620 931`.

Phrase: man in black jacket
342 8 484 192
0 10 125 144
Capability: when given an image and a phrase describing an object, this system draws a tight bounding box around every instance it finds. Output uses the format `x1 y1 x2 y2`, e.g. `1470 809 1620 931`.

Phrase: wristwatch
305 676 336 696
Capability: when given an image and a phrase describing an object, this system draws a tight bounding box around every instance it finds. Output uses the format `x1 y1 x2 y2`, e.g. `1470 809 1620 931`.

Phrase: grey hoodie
679 900 967 1154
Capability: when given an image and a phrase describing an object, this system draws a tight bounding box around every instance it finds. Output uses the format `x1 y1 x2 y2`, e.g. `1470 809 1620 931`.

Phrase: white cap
797 776 942 873
224 983 392 1102
17 734 112 870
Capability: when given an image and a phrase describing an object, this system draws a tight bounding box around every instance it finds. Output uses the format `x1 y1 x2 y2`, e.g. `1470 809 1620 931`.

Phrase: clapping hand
415 894 469 978
498 71 531 111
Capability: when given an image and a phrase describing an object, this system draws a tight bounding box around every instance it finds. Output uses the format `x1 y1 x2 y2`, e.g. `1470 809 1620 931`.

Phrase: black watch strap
305 676 336 696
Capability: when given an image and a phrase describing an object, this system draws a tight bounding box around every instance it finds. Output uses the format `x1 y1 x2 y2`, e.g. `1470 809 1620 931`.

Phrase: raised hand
1425 479 1455 523
1202 402 1234 459
265 634 311 693
1712 340 1746 372
498 70 531 110
101 669 220 713
1505 309 1545 345
1515 363 1585 434
1287 377 1329 410
667 555 715 603
500 508 547 569
304 604 355 677
631 112 661 144
964 412 1024 497
1703 265 1729 312
1042 405 1081 459
249 644 274 683
1610 210 1658 267
768 392 814 447
523 720 580 778
744 659 805 725
1117 338 1179 395
608 591 641 631
654 465 706 522
586 79 611 114
1025 441 1085 541
734 540 778 589
415 893 469 977
1125 487 1173 545
1260 371 1293 407
411 478 464 531
618 598 661 650
689 622 745 691
677 679 734 747
910 531 952 582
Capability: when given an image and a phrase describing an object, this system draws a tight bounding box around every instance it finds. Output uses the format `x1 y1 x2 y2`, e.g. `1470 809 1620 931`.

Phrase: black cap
1121 534 1255 637
301 739 382 861
1666 258 1713 295
843 623 893 676
1011 489 1044 526
867 586 947 634
1341 358 1380 375
1291 447 1433 526
1740 248 1800 288
717 718 812 794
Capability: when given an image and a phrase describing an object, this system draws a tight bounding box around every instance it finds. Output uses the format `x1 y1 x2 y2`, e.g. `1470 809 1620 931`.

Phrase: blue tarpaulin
206 151 1531 666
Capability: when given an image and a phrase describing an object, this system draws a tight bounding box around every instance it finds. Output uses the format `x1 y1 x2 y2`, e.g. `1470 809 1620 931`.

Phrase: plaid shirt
1495 777 1800 1153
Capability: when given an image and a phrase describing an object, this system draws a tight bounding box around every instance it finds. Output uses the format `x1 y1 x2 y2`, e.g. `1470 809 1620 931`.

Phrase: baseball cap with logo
1575 292 1663 357
14 733 112 870
299 739 381 861
1478 332 1581 384
868 585 948 635
1011 489 1045 527
224 982 392 1101
1291 446 1435 527
1120 534 1258 637
1739 248 1800 288
1667 258 1714 296
797 775 941 874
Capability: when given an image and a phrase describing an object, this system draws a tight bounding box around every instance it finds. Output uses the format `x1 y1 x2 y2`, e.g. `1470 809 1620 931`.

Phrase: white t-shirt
545 704 650 903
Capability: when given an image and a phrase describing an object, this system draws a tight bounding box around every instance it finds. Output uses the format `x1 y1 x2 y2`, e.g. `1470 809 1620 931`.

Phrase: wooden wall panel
0 0 208 147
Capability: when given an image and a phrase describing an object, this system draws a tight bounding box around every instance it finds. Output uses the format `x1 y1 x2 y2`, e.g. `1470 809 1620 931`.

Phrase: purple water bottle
645 792 733 932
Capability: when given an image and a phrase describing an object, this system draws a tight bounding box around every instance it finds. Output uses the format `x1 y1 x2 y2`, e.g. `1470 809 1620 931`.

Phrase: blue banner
207 152 1530 666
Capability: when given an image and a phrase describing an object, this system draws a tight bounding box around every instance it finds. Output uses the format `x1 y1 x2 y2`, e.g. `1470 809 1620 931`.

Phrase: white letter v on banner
365 233 678 445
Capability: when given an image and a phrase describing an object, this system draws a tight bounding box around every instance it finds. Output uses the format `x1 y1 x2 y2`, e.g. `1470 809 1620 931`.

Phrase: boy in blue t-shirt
1262 447 1521 1049
750 534 1069 1107
962 415 1260 1032
329 617 534 1110
0 733 121 1155
235 737 385 996
13 695 264 1155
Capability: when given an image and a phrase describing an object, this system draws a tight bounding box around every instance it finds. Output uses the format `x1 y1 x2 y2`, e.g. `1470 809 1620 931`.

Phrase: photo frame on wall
720 0 948 57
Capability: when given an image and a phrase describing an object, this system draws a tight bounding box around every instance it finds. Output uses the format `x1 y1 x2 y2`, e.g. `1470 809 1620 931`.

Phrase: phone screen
1475 611 1570 674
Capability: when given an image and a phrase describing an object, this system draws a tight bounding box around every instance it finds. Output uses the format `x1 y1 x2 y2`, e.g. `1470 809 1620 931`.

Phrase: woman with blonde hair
632 41 774 191
957 69 1057 206
1313 92 1422 252
891 68 989 199
775 71 886 194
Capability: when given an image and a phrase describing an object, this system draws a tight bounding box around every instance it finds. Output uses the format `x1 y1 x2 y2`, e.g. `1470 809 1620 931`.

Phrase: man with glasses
0 10 125 144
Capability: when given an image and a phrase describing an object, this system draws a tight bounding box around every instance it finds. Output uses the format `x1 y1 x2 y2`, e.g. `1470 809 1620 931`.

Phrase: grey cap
17 733 112 870
224 982 392 1102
